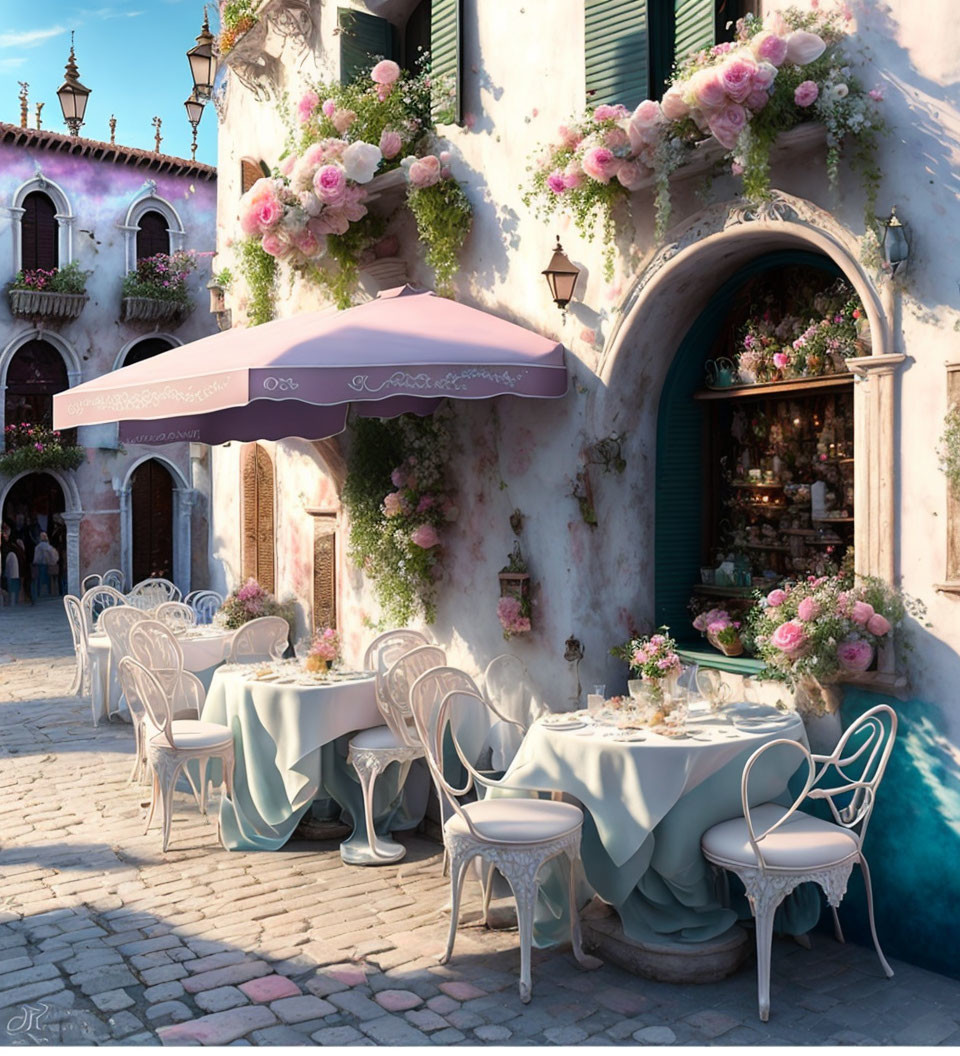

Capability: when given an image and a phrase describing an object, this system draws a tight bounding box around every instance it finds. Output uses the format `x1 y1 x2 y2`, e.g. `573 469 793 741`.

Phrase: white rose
341 141 383 184
298 191 323 217
830 83 849 101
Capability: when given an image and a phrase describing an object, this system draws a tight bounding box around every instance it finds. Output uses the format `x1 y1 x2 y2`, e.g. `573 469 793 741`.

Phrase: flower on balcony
217 0 258 55
524 4 883 272
122 251 197 305
10 261 89 295
0 422 85 475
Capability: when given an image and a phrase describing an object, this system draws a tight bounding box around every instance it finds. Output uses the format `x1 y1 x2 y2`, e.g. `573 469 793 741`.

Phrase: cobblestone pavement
2 602 960 1047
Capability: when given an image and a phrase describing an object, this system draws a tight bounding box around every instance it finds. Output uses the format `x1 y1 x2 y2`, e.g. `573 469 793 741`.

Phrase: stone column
113 483 132 589
61 511 83 598
173 487 196 595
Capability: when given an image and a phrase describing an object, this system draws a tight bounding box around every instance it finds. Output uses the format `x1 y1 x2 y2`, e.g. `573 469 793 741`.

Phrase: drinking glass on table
587 685 606 717
293 636 313 661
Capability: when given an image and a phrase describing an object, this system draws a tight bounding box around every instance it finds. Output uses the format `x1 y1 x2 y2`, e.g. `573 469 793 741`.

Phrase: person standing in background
32 532 59 599
4 540 20 605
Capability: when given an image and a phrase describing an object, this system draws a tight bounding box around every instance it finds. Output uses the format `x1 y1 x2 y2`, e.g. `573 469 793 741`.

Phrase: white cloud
80 7 145 18
0 26 66 49
0 57 27 71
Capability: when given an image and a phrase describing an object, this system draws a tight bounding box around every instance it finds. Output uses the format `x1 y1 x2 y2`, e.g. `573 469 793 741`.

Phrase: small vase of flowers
693 607 744 656
612 628 682 717
305 627 340 673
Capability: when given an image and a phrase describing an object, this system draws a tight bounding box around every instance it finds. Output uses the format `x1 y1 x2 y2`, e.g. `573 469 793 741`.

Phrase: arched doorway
130 459 174 583
121 337 176 368
4 339 70 433
1 472 67 598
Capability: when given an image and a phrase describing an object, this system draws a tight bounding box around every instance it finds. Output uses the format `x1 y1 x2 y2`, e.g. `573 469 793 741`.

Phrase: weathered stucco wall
0 139 218 589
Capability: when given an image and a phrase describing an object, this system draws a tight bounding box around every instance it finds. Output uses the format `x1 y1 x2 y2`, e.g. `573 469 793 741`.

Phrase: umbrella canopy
53 287 567 445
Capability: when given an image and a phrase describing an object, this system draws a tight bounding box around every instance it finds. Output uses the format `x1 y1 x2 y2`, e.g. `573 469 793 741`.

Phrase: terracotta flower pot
707 630 744 657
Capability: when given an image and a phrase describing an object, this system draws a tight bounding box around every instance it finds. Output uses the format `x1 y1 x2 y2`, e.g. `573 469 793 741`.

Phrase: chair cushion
350 724 406 751
446 798 582 844
148 720 233 751
701 803 859 870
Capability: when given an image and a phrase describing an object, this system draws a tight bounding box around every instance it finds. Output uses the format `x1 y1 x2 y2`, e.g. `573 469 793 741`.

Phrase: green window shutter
430 0 462 125
673 0 716 64
584 0 649 110
338 8 396 86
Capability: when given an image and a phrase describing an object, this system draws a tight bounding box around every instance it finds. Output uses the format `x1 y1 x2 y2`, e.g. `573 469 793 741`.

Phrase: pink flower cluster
309 626 340 662
693 607 739 636
498 595 531 637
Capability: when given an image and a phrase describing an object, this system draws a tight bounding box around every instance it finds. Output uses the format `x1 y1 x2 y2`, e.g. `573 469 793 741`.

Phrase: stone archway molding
112 333 184 373
9 172 76 275
119 183 187 274
600 187 904 619
0 468 82 597
0 329 83 438
115 454 193 595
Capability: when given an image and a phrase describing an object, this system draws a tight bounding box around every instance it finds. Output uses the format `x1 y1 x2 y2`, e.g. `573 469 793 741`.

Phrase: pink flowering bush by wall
524 4 883 274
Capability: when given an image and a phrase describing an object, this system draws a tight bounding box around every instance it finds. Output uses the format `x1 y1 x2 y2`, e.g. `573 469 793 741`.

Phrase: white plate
732 716 795 733
541 717 587 731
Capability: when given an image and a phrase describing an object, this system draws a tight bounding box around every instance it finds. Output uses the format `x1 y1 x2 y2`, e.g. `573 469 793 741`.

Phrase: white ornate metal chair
409 684 601 1002
63 594 90 699
102 568 125 591
155 601 197 634
343 634 436 865
481 654 550 771
80 584 127 635
186 590 223 625
118 657 234 852
226 616 289 664
80 573 102 594
127 578 181 610
701 704 897 1022
100 604 148 760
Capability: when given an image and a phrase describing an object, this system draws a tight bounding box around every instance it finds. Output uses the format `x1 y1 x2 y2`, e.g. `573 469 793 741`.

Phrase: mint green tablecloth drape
201 668 427 852
503 710 821 947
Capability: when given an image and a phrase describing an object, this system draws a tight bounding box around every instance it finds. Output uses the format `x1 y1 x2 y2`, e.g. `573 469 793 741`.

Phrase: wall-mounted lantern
542 237 580 312
206 278 231 331
877 207 909 278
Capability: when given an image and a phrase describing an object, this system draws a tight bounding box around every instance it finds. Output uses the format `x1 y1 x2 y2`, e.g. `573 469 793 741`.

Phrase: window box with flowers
121 251 197 327
525 7 884 278
0 423 85 476
237 59 471 312
8 262 90 322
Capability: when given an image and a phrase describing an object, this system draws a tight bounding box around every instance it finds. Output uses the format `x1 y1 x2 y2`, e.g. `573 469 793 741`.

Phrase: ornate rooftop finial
152 115 163 154
18 81 28 129
35 102 44 130
109 114 117 144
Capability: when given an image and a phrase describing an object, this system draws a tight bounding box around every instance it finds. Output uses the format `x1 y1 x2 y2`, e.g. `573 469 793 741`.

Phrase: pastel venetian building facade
207 0 960 976
0 119 217 596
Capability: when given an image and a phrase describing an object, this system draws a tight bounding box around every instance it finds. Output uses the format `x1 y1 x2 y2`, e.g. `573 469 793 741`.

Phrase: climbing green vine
407 178 473 296
237 238 277 326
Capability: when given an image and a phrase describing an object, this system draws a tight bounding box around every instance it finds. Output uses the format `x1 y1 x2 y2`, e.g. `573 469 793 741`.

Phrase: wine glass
293 636 313 662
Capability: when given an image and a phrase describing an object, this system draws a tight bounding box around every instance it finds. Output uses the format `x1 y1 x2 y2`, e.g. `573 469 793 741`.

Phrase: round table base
339 834 407 866
581 899 750 983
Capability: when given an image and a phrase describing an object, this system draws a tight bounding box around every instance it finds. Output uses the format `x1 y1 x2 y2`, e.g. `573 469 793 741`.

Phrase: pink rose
869 87 885 102
297 90 319 124
321 98 336 117
371 59 401 85
851 601 875 626
752 61 778 90
593 103 624 121
867 613 892 636
546 169 567 195
837 638 874 672
707 104 747 149
383 492 405 517
660 86 689 121
257 197 282 230
719 54 758 103
581 146 616 183
314 164 347 207
766 589 788 607
261 232 290 259
408 154 442 189
794 80 820 108
331 108 356 134
411 523 439 548
773 351 789 368
379 129 403 159
691 68 726 111
390 467 405 488
631 99 662 128
797 597 820 622
785 30 826 66
746 88 771 111
752 31 788 66
604 126 630 151
770 620 808 658
563 160 584 189
615 159 646 190
558 124 582 150
280 153 298 177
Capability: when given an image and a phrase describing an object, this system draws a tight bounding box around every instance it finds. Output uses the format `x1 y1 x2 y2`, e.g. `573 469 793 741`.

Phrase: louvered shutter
21 192 59 272
585 0 649 110
338 8 396 85
241 445 259 585
430 0 462 125
241 158 268 193
241 443 276 593
674 0 716 64
131 461 174 584
313 516 337 631
136 210 170 260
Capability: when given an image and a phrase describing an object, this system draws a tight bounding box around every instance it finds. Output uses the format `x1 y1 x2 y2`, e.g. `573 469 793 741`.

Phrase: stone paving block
405 1007 448 1032
140 963 189 986
360 1013 431 1045
182 960 271 994
238 973 301 1003
145 1001 194 1025
91 988 136 1012
633 1025 678 1045
684 1009 741 1039
0 962 61 989
106 1010 145 1039
431 1026 466 1043
186 951 250 975
445 1009 484 1031
892 1011 959 1045
195 986 250 1013
59 1009 113 1044
303 973 349 998
374 988 423 1012
269 994 336 1023
144 980 186 1003
475 1023 514 1041
438 980 488 1002
0 956 34 977
426 993 460 1014
328 989 391 1021
594 985 650 1017
118 935 182 957
310 1024 365 1044
157 1004 278 1045
249 1024 313 1045
0 977 67 1011
131 951 174 971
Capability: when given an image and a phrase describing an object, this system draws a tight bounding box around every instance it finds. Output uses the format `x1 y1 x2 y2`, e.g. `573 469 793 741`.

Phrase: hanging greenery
524 4 884 271
237 238 277 326
407 177 473 296
342 411 457 625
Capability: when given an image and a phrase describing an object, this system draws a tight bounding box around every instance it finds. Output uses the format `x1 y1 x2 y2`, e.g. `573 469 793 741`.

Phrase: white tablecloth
89 626 236 724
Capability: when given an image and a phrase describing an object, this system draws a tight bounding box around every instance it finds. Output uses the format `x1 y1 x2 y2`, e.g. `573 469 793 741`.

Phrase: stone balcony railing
120 296 193 327
8 288 88 323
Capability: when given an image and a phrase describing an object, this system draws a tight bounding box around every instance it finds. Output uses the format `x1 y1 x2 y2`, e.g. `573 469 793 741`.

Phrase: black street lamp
542 237 581 312
877 207 909 278
187 12 217 102
57 33 91 136
184 91 205 160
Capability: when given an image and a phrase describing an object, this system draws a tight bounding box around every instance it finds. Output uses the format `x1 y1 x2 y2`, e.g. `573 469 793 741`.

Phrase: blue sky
0 0 218 165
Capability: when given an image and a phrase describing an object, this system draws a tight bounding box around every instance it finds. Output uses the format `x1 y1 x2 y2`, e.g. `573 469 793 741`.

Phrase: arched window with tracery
21 191 59 272
240 443 276 593
4 340 70 437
